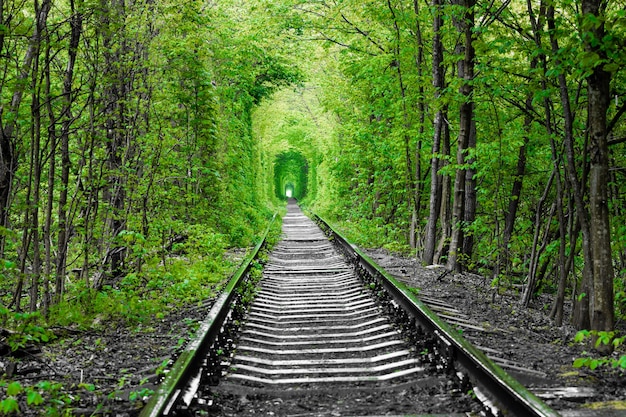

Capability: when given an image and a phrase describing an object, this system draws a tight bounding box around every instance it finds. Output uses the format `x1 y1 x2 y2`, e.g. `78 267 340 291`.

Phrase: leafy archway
274 151 308 200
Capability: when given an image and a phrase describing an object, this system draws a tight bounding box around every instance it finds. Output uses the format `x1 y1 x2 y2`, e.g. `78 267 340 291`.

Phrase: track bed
206 203 485 415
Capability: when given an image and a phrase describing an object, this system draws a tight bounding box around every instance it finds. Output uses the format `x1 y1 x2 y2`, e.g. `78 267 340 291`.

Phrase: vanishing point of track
140 200 560 416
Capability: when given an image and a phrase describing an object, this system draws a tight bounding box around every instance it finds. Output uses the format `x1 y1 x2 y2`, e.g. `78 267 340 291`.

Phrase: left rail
139 214 277 417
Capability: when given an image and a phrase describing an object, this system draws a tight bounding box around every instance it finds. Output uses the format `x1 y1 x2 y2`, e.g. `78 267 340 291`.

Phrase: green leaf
594 331 613 347
27 390 44 406
6 381 23 396
574 330 590 343
579 51 601 68
581 13 602 30
545 68 561 78
79 383 96 392
572 357 587 368
36 380 52 390
0 397 20 413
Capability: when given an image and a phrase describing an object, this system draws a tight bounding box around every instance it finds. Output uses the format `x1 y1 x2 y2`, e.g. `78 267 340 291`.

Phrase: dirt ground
1 248 625 416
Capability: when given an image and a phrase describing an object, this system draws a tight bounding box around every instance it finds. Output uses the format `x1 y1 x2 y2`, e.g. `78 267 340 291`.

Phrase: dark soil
2 248 625 416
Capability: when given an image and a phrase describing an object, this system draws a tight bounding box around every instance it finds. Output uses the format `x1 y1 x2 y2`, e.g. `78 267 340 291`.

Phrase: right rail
313 213 560 417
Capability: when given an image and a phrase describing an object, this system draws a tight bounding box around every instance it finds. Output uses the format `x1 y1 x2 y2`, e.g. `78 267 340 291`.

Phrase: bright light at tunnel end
286 189 293 198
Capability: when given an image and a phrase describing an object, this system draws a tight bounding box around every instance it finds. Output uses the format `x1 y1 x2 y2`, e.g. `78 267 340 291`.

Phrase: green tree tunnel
274 151 308 200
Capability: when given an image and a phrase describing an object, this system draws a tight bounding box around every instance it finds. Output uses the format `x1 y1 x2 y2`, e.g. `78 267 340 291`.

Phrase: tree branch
339 13 387 53
480 0 512 28
607 100 626 135
607 136 626 146
300 34 379 56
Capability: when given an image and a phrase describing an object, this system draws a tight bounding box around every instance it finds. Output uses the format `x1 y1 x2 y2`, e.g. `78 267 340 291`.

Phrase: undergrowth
48 226 231 330
322 216 412 255
572 330 626 370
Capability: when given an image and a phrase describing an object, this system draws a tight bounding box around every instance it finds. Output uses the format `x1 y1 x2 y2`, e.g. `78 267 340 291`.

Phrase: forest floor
1 296 215 416
2 249 625 416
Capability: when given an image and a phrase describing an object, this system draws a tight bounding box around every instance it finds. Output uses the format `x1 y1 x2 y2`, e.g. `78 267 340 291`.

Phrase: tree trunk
55 0 83 302
423 0 445 264
547 6 593 329
522 171 555 306
551 181 574 325
526 0 571 326
101 0 128 282
503 136 528 246
43 41 55 316
583 0 614 338
446 0 475 272
462 119 476 259
501 94 531 274
412 0 425 250
0 0 52 250
435 118 451 263
447 135 467 272
29 39 43 313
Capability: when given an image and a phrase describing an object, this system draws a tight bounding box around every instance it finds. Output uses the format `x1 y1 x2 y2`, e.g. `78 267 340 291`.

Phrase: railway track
224 208 426 388
141 200 559 416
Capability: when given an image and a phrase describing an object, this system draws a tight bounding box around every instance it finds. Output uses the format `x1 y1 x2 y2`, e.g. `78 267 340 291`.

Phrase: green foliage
0 0 623 377
156 358 171 376
574 330 624 350
573 330 626 370
274 151 309 200
129 387 154 402
265 0 626 330
0 380 85 415
408 287 420 297
265 211 286 250
0 0 301 320
615 282 626 321
253 82 332 210
46 222 235 328
322 215 412 254
0 0 302 339
572 355 626 371
0 309 54 351
0 396 19 414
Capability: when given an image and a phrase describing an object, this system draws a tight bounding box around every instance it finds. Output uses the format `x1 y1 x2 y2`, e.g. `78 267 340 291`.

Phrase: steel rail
139 213 277 417
312 213 561 417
